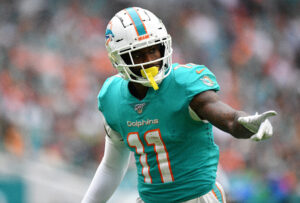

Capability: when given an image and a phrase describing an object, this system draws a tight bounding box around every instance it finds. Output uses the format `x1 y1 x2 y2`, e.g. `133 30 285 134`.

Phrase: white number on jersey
127 129 174 183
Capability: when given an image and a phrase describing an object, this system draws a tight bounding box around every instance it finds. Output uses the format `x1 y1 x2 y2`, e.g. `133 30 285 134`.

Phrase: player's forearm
206 108 253 139
190 91 254 139
82 137 130 203
82 162 122 203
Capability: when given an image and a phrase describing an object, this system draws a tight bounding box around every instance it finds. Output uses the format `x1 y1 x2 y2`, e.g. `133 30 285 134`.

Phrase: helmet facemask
122 38 172 86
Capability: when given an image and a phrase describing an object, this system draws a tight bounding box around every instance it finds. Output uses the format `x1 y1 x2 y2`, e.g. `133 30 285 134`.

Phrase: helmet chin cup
105 7 173 85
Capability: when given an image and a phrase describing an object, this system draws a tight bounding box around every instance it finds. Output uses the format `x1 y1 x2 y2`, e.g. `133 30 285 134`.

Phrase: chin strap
141 66 159 90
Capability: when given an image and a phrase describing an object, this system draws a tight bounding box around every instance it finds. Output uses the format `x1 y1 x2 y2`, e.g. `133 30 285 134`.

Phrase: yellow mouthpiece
141 66 159 90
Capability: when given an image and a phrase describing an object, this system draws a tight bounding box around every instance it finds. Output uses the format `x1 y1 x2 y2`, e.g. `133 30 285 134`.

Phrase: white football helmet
105 7 173 87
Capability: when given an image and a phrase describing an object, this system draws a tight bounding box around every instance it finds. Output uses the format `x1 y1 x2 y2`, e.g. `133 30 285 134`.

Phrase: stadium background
0 0 299 202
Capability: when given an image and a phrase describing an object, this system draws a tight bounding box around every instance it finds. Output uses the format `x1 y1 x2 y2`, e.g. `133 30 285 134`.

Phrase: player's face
130 45 162 77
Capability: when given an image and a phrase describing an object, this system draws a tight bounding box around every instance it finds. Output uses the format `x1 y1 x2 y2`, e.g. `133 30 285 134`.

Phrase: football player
82 7 277 203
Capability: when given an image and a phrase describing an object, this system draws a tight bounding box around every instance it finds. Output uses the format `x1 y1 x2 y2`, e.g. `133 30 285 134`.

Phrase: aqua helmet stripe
126 7 147 36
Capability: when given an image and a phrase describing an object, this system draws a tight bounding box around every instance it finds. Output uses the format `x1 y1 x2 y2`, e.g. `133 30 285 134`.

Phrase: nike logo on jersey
196 68 205 74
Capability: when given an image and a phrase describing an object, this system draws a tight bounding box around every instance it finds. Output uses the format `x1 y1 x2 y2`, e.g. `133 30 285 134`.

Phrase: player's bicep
190 91 237 133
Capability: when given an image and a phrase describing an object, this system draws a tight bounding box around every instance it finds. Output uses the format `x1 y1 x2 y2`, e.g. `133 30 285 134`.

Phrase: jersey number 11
127 129 174 184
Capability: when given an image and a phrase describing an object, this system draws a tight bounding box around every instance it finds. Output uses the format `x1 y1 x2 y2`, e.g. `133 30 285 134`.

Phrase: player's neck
128 82 149 100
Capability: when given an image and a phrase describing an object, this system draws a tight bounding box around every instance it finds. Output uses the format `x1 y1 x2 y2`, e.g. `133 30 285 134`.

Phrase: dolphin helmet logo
105 29 115 45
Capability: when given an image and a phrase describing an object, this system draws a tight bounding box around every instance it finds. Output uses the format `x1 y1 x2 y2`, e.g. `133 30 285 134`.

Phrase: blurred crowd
0 0 299 202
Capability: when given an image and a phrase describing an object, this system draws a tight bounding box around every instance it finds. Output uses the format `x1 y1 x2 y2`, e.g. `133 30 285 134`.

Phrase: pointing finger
260 110 277 120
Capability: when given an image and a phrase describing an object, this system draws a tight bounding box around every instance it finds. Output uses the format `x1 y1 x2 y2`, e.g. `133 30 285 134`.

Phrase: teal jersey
98 63 220 203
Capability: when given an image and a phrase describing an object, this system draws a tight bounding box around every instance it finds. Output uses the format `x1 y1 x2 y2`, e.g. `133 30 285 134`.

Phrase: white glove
238 110 277 141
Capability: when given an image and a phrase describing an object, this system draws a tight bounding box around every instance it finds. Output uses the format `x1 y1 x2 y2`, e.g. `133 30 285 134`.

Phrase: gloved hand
238 110 277 141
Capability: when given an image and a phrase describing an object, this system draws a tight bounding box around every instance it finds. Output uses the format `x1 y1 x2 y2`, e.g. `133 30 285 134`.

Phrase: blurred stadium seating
0 0 299 202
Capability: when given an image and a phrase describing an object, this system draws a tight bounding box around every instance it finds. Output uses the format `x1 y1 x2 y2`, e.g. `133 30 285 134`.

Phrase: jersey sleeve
103 117 124 143
173 63 220 100
98 76 116 112
97 75 122 134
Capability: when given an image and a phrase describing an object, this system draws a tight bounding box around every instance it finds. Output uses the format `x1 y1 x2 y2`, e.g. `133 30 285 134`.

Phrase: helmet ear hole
159 43 165 57
121 53 132 65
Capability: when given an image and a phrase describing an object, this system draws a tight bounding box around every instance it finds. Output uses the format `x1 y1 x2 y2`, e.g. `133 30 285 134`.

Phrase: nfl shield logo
134 103 146 114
